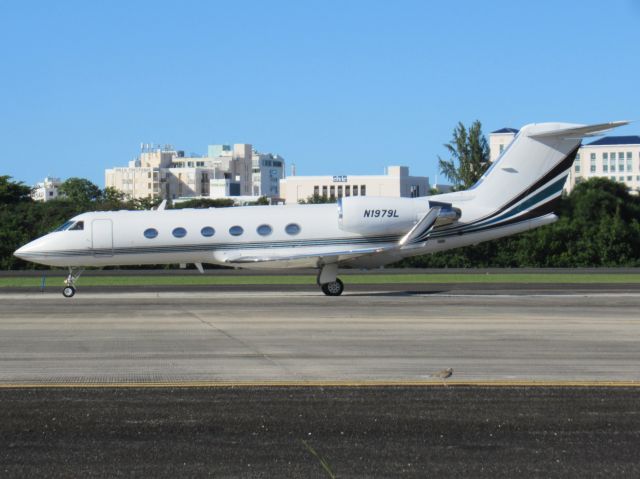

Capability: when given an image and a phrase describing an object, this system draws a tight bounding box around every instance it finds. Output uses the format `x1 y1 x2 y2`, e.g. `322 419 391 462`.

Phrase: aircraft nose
14 238 45 261
13 245 27 259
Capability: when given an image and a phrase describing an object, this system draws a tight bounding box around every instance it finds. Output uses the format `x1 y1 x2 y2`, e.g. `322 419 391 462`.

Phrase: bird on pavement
430 368 453 386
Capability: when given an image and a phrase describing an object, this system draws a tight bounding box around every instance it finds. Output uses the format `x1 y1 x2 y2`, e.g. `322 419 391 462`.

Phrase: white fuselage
13 195 555 270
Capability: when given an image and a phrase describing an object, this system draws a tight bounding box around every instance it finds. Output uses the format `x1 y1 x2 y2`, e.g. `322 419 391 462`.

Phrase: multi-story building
252 152 284 197
279 166 430 203
31 177 63 202
106 143 284 200
567 136 640 193
489 129 640 194
488 128 519 162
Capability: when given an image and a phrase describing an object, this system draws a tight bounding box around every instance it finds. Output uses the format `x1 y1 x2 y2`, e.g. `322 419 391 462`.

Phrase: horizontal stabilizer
530 121 630 140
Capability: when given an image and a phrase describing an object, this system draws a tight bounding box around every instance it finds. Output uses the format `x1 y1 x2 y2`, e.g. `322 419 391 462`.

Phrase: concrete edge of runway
1 380 640 389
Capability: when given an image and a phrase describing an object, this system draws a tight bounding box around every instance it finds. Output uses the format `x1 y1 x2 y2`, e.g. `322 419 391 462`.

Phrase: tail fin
467 121 629 219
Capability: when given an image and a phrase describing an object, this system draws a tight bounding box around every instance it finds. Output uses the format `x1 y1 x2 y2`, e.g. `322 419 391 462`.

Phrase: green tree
170 198 235 209
299 193 336 204
438 120 490 189
99 187 127 210
58 178 102 204
0 176 32 203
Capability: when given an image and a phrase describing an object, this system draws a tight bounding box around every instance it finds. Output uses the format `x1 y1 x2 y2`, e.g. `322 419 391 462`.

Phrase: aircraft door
91 219 113 257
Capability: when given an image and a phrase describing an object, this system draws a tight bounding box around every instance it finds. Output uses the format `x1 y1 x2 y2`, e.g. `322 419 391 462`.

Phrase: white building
489 128 519 162
31 177 62 202
567 136 640 193
489 129 640 194
279 166 430 203
106 143 284 200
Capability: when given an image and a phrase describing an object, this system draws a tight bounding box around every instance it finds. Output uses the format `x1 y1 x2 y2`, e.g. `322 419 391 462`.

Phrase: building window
628 176 633 182
285 223 301 235
257 224 272 236
611 164 616 172
322 186 328 197
330 186 335 198
499 144 504 153
361 185 366 196
172 227 187 238
619 176 624 182
201 227 215 237
590 165 596 173
590 153 595 160
345 185 351 196
610 176 615 181
313 186 319 196
143 228 158 239
229 226 244 236
574 164 580 173
337 186 343 197
353 185 358 196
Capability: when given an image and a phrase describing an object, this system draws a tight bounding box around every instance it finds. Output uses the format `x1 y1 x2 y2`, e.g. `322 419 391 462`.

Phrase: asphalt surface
1 386 639 478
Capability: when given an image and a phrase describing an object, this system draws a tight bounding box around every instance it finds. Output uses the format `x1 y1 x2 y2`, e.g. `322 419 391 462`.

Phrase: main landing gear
317 263 344 296
62 267 84 298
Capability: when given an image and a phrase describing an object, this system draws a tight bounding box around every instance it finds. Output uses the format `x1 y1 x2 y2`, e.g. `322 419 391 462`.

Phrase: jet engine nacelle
338 197 425 235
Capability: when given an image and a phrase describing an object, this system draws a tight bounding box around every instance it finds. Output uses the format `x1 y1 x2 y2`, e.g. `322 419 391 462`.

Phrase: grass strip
1 273 640 287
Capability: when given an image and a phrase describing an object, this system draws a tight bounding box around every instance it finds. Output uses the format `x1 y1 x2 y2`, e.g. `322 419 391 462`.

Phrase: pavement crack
181 307 299 378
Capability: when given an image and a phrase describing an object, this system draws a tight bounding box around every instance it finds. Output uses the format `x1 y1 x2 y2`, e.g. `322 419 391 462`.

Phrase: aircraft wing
223 245 394 266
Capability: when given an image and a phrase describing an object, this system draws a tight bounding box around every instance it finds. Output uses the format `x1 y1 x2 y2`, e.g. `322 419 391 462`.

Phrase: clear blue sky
1 0 638 187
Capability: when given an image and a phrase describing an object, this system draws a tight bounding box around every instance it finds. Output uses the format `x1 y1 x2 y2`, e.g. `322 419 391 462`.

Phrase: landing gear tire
321 278 344 296
62 286 76 298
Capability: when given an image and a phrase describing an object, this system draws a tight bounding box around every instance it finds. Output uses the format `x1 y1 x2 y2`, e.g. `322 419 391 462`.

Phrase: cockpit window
69 221 84 231
53 221 75 232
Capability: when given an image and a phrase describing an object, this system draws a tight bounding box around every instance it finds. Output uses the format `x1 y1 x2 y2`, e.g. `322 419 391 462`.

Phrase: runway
2 284 640 476
1 284 639 385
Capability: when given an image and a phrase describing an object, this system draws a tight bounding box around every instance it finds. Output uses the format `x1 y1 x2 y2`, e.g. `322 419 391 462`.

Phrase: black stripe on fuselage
433 144 579 235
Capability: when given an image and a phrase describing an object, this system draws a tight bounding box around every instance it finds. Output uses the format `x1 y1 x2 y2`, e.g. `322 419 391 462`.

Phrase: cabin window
257 224 272 236
201 226 215 237
69 221 84 231
143 228 158 239
285 223 301 235
172 227 187 238
229 226 244 236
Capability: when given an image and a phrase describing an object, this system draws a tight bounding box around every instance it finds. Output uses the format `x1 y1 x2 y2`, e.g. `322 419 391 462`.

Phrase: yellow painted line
0 380 639 389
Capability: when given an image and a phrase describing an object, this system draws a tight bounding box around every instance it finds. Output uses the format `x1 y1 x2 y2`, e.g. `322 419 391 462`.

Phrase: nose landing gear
62 267 84 298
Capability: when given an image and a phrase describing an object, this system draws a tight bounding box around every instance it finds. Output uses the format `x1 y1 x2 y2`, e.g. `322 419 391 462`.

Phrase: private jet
14 121 628 297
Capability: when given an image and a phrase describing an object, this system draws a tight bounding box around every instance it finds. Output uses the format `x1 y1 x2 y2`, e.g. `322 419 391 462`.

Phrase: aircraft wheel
321 278 344 296
62 286 76 298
